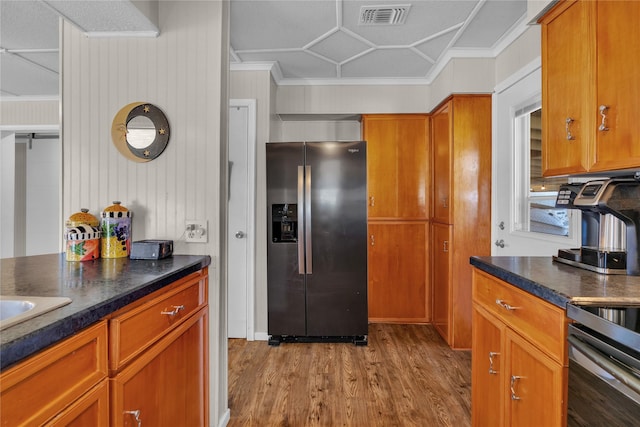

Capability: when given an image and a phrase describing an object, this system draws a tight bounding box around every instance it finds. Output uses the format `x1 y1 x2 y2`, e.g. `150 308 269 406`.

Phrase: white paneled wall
62 1 229 425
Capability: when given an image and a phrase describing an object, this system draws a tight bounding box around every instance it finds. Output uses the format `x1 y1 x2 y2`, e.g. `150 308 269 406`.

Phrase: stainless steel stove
566 303 640 426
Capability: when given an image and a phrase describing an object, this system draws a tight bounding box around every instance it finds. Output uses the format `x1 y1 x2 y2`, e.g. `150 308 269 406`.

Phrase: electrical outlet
185 220 208 243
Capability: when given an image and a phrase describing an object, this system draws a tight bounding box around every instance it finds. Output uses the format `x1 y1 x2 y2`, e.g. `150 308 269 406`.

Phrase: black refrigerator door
266 142 306 336
305 141 368 336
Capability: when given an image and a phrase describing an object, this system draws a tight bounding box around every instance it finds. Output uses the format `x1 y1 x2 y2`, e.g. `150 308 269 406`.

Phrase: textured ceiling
1 0 529 97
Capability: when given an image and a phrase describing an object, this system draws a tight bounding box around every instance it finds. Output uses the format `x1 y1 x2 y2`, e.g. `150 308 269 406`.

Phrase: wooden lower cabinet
0 321 108 427
472 269 568 427
368 221 429 322
110 307 208 427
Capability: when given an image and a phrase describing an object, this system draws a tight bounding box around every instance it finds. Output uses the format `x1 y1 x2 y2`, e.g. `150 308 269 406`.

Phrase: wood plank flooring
228 323 471 426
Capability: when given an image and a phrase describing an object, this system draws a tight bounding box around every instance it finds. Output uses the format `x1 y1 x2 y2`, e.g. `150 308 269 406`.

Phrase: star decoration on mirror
158 128 166 135
144 149 151 157
143 105 151 113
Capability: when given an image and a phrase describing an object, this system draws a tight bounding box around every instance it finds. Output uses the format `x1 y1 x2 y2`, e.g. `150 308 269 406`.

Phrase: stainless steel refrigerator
266 141 368 345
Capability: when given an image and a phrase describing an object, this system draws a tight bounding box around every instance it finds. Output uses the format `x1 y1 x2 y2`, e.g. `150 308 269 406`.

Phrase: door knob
235 231 245 239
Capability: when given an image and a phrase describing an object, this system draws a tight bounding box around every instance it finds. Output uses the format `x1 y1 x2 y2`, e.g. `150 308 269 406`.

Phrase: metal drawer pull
370 234 375 246
125 409 142 426
565 117 575 140
510 375 524 400
495 299 519 311
161 305 185 316
599 105 609 131
369 196 375 207
488 351 499 375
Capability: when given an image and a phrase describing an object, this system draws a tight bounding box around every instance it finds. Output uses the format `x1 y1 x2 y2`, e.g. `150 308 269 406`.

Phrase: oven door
567 324 640 426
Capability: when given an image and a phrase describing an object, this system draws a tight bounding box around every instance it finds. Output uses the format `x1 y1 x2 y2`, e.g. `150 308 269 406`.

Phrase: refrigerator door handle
305 165 313 274
297 166 305 274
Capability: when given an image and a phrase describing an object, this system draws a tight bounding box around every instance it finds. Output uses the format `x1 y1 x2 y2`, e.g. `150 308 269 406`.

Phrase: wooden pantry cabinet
430 95 491 349
471 269 568 427
540 0 640 176
0 268 209 427
363 115 431 323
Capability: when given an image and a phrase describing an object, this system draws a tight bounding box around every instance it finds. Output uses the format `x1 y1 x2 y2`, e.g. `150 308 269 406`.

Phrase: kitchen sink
0 296 72 330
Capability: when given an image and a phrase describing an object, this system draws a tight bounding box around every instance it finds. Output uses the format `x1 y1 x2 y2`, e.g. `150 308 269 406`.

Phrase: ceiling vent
359 5 411 25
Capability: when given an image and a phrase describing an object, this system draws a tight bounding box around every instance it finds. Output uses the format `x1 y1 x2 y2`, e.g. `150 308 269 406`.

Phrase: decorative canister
64 209 101 261
101 201 132 258
65 224 101 261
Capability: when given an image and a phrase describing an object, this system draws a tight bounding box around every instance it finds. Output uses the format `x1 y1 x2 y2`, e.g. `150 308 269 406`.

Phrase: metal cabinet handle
235 230 245 239
488 351 499 375
565 117 575 140
125 410 142 427
599 105 609 131
442 197 448 208
370 235 375 246
443 240 449 252
498 221 505 230
494 239 505 248
510 375 524 400
161 305 185 316
369 196 375 207
495 299 519 311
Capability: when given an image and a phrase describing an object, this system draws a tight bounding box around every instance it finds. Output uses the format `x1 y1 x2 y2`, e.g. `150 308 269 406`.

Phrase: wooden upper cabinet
541 0 640 175
363 115 429 220
431 103 452 224
591 0 640 171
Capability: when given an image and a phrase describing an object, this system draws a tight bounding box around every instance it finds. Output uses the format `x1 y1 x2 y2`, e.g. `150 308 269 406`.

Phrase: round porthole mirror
111 102 170 162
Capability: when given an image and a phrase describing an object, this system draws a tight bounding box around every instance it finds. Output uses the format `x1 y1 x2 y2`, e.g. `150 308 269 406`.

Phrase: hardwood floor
228 323 471 426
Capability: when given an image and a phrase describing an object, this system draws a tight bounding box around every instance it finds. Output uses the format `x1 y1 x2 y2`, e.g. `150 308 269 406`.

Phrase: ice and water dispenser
272 204 298 242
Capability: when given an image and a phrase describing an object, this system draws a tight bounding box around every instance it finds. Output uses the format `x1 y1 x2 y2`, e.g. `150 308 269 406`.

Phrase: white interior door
227 100 256 339
493 62 581 255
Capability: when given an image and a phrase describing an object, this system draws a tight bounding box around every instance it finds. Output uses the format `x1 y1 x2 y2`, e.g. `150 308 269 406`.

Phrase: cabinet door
431 222 451 341
46 380 109 426
368 222 428 322
431 102 451 223
364 115 429 219
591 0 640 171
541 0 595 176
471 306 504 427
506 329 565 427
111 308 208 427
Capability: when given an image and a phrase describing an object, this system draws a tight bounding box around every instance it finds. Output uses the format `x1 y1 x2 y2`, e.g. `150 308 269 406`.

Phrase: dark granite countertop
0 253 211 370
470 256 640 309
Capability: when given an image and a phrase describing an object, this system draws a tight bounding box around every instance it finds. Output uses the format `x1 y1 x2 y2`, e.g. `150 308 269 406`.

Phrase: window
514 104 571 237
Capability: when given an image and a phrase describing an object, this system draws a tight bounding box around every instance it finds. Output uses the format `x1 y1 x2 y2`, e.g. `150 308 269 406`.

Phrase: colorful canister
65 209 101 261
101 201 132 258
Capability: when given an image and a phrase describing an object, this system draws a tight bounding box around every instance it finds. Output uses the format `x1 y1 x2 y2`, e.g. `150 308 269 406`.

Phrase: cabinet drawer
109 273 206 371
472 270 567 364
0 321 108 427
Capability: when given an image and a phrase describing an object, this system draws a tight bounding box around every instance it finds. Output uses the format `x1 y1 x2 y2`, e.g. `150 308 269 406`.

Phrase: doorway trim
229 99 257 340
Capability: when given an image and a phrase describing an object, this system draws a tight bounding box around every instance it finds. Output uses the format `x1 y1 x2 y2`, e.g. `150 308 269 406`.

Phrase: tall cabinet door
431 222 451 340
431 103 452 224
363 115 429 220
368 222 428 322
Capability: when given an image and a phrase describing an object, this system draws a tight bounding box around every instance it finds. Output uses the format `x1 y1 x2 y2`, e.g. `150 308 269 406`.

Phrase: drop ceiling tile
0 54 59 96
19 52 59 73
341 0 478 46
45 0 158 33
308 30 372 63
454 0 527 48
341 48 433 78
0 1 59 49
238 51 337 79
231 0 336 50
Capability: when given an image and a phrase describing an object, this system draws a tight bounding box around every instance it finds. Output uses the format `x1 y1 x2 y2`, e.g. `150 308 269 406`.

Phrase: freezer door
305 141 368 336
266 142 306 336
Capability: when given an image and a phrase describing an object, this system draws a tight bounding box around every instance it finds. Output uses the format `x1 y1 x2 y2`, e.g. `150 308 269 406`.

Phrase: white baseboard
217 408 230 427
253 331 269 341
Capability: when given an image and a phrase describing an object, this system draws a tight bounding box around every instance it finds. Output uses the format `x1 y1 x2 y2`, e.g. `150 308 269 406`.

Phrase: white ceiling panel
1 0 531 97
342 48 433 78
